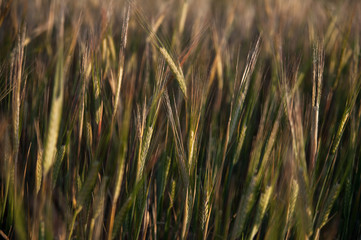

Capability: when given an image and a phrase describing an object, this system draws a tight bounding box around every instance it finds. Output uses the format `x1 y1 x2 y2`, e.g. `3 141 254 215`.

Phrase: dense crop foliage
0 0 360 239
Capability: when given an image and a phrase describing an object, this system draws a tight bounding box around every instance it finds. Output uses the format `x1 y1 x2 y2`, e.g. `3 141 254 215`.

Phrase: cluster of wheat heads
0 0 361 239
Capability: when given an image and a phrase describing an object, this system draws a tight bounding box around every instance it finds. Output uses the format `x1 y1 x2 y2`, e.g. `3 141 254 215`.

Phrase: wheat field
0 0 360 239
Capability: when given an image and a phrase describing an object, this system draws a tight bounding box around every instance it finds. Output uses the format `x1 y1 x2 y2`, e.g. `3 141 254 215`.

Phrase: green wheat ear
132 1 188 99
250 185 273 239
310 43 324 172
159 47 187 98
231 176 257 240
287 179 299 226
43 35 64 177
316 183 341 231
89 178 108 240
52 145 66 189
76 161 100 208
